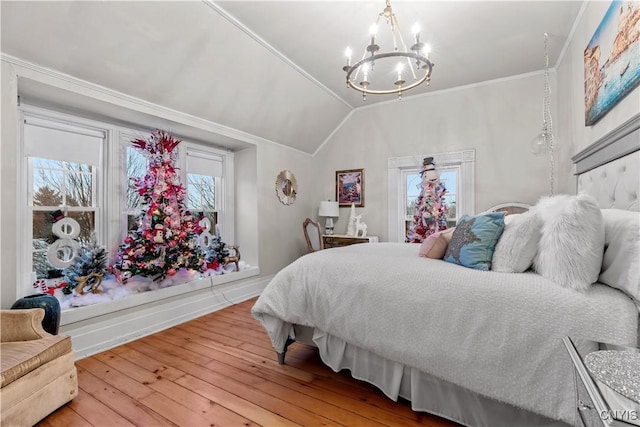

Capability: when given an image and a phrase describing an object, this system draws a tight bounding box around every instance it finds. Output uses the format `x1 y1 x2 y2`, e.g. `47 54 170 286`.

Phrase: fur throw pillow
491 211 541 273
532 193 605 291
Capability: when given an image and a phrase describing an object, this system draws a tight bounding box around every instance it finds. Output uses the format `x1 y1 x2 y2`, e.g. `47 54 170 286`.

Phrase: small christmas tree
204 235 230 270
112 130 206 282
406 157 448 243
63 235 108 294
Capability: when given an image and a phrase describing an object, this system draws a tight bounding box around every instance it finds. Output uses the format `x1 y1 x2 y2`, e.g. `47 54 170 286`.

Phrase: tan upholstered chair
303 218 322 252
1 309 78 426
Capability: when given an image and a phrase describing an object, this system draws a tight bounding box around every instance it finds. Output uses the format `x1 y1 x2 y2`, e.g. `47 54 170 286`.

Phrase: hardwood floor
38 298 459 427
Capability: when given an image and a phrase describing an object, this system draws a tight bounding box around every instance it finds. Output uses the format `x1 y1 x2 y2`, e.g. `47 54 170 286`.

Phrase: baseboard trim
63 274 273 359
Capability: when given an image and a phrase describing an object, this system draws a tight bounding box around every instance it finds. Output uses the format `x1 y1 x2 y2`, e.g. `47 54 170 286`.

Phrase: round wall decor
276 170 298 205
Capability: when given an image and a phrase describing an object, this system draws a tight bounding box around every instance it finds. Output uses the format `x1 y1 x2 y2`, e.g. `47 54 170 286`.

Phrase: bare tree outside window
439 170 457 222
126 146 146 210
126 146 148 230
31 158 95 278
188 173 217 231
406 173 421 219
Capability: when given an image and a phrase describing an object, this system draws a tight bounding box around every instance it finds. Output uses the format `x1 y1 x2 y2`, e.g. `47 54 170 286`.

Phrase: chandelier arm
346 52 432 94
406 54 418 80
390 14 401 51
392 14 410 53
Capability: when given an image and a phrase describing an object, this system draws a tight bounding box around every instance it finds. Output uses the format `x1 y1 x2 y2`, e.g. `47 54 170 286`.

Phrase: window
23 116 104 279
403 167 458 236
123 138 148 231
185 148 224 233
188 174 217 227
388 150 475 242
19 105 236 298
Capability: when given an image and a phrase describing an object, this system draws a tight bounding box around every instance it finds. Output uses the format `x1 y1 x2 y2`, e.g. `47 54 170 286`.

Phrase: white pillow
532 193 605 291
491 211 541 273
598 209 640 303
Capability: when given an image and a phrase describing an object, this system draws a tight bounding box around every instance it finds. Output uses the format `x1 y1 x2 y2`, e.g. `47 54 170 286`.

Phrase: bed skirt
294 325 572 427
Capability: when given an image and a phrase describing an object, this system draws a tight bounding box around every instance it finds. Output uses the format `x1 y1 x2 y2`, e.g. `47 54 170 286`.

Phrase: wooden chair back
303 218 322 252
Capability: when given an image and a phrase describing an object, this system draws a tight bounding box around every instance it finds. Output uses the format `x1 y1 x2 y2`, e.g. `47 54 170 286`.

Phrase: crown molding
352 69 552 113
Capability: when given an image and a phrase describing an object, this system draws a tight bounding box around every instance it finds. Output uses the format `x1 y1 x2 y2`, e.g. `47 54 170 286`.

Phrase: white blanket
252 243 639 425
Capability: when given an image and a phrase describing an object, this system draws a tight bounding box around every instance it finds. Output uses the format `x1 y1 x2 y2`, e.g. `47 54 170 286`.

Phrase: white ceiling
1 1 583 154
215 1 584 107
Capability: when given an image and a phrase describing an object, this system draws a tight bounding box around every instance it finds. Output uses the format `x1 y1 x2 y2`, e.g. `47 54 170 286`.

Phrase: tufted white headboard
577 151 639 211
573 113 640 212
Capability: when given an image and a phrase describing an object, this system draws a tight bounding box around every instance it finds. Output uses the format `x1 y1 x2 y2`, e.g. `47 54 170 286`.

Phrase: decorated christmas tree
112 130 205 282
406 157 448 243
63 235 108 294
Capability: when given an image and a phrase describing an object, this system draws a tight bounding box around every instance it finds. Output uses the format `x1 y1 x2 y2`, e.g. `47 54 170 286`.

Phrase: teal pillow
444 212 506 271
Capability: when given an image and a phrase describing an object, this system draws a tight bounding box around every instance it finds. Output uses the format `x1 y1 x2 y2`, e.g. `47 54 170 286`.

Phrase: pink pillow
419 228 455 259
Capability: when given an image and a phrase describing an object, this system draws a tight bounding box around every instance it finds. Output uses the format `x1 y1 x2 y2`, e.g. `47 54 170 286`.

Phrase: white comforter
252 243 639 425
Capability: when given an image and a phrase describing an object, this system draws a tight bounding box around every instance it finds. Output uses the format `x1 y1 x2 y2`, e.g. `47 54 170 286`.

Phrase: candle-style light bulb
363 63 370 82
396 62 404 80
423 43 432 59
411 23 420 44
345 47 352 66
369 24 378 44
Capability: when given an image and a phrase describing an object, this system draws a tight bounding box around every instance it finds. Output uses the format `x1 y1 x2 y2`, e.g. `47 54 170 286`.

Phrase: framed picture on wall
584 1 640 126
336 169 364 207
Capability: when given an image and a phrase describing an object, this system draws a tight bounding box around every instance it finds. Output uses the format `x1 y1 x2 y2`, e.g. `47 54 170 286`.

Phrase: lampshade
318 201 339 218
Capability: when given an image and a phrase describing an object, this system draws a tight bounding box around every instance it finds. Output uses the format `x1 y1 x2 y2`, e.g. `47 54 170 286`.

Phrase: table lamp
318 201 339 235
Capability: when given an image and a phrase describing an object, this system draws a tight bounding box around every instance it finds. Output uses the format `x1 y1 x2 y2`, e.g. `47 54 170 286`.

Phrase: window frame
388 150 475 243
20 108 107 289
18 104 235 297
181 142 234 244
402 166 459 234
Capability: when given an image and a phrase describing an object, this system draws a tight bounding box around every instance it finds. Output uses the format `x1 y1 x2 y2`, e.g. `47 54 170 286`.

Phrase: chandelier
342 0 433 100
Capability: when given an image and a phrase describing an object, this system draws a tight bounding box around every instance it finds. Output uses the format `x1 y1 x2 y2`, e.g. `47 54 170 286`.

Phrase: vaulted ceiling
1 1 583 154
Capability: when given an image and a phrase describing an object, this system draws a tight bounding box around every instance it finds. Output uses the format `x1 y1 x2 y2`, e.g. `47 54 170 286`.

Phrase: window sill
60 266 259 326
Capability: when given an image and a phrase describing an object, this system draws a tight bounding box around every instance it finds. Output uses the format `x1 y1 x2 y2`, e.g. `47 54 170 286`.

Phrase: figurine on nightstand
354 215 367 238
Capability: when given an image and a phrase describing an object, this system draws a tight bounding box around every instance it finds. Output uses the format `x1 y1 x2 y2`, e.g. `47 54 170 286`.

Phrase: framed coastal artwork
584 0 640 126
336 169 364 207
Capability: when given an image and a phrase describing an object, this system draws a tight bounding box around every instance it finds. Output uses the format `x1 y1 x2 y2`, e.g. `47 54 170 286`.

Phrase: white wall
556 1 640 172
256 142 315 275
313 73 562 241
235 147 259 268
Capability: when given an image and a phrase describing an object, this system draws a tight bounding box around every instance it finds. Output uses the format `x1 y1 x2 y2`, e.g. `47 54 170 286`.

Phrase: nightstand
322 234 379 249
563 337 639 427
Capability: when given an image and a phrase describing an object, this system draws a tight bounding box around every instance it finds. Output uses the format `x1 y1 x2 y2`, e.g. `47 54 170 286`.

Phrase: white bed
253 114 640 427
